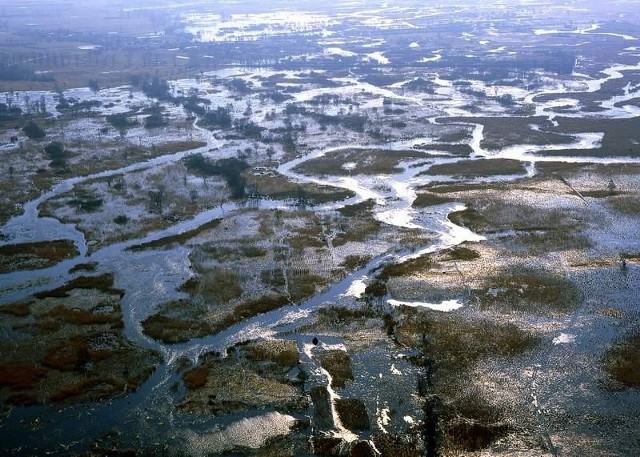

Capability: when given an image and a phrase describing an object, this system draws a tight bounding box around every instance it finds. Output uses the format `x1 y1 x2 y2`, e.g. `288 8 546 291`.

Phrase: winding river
2 56 640 453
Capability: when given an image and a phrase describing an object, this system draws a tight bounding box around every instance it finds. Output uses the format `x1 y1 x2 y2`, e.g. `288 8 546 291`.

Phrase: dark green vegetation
544 117 640 158
246 171 354 204
412 190 457 208
333 199 382 246
445 116 574 150
142 294 292 344
21 121 46 140
128 219 222 251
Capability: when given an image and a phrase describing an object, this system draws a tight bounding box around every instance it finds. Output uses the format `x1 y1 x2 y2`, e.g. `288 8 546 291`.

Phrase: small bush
22 121 46 140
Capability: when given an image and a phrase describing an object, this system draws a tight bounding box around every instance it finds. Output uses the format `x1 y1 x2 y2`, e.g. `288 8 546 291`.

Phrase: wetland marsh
1 0 639 455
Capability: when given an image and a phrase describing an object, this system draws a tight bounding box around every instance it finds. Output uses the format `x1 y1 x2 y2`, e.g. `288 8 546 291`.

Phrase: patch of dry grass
0 239 79 273
412 191 457 208
608 195 640 216
180 350 307 415
396 310 539 370
421 158 526 178
376 255 433 281
294 148 426 176
476 268 582 315
318 350 354 388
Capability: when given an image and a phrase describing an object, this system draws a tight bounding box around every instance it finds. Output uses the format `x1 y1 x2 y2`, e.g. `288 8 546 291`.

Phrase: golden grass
0 239 79 273
376 254 433 281
35 273 120 298
243 339 299 367
395 309 539 371
318 350 354 388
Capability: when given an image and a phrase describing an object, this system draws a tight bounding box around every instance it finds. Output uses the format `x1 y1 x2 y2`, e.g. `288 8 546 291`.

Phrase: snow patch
185 412 296 455
388 299 464 312
553 333 576 345
403 415 415 425
324 47 357 57
342 278 367 298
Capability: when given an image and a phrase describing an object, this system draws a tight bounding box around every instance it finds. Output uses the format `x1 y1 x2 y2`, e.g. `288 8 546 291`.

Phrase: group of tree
106 114 139 130
44 141 70 169
0 103 22 123
22 121 46 140
140 75 172 100
143 105 168 129
201 105 233 128
183 154 249 199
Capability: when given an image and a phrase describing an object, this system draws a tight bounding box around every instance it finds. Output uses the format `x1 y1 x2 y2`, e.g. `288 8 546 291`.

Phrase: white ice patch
377 406 391 433
534 23 637 41
388 299 464 312
419 51 442 63
324 47 357 57
403 416 415 425
553 333 576 345
365 52 390 65
390 364 402 375
342 278 368 298
185 412 296 456
342 162 357 172
409 41 420 48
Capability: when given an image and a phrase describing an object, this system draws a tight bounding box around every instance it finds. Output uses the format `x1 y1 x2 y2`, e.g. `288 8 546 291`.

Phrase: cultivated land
1 0 640 455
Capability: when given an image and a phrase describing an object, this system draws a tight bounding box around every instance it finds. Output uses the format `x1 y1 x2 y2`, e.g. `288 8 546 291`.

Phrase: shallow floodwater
2 6 640 453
